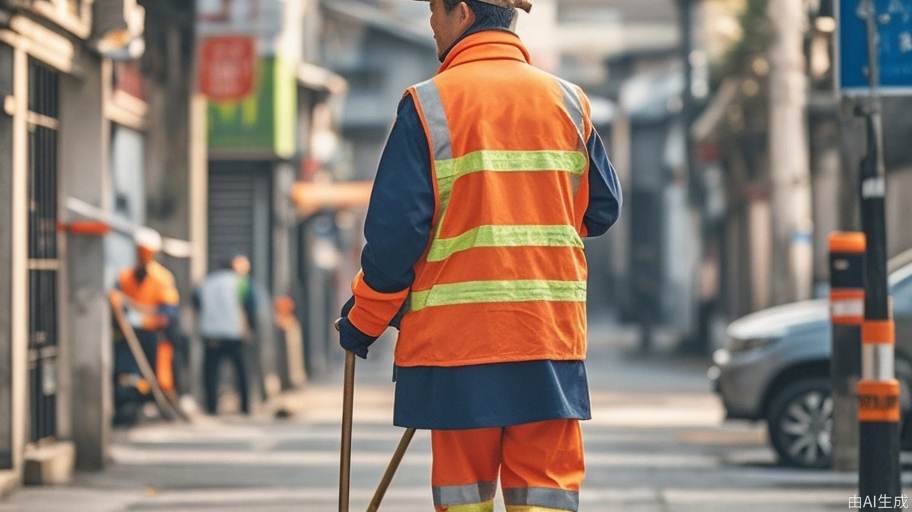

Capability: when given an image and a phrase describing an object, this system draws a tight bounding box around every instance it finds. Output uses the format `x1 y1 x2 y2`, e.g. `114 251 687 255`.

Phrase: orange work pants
431 419 584 511
156 340 174 393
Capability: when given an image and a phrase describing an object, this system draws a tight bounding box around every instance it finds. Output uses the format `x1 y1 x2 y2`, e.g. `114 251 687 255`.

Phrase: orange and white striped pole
828 232 865 471
856 0 901 508
858 316 901 509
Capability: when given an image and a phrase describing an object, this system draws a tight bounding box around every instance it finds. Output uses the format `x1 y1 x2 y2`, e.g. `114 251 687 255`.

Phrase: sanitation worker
115 228 182 397
338 0 622 510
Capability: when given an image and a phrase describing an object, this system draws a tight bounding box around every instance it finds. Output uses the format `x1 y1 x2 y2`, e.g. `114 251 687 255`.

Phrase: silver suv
709 250 912 468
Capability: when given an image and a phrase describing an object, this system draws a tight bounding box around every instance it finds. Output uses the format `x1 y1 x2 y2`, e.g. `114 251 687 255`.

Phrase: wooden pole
367 428 416 512
338 318 355 512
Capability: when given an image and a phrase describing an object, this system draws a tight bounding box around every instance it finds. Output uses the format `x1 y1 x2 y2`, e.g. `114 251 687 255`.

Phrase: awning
65 197 192 258
291 181 372 217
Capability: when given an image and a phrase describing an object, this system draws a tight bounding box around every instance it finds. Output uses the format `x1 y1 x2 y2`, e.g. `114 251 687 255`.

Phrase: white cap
134 227 162 252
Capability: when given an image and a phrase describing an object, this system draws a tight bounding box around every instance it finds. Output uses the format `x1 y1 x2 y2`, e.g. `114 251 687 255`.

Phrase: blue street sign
837 0 912 95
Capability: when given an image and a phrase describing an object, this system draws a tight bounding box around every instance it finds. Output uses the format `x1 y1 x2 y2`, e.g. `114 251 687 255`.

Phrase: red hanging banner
198 36 256 102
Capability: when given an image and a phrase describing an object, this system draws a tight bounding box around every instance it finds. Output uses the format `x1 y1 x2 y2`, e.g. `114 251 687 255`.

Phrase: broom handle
367 428 416 512
338 320 355 512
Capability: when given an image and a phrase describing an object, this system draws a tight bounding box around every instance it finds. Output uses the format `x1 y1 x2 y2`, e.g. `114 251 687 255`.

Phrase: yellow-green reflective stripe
410 280 586 312
431 150 587 241
445 502 495 512
435 150 586 181
427 225 583 262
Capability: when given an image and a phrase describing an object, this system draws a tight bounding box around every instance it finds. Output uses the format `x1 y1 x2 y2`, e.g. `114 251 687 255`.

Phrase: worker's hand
154 314 171 329
338 297 378 359
337 317 377 359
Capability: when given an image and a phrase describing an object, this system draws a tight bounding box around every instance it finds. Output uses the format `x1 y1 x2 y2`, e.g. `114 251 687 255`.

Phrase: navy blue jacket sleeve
583 128 623 237
359 95 435 294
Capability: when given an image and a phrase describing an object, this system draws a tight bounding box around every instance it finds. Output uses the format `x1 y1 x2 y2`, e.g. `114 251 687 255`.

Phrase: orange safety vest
394 31 593 367
117 260 180 330
118 260 180 392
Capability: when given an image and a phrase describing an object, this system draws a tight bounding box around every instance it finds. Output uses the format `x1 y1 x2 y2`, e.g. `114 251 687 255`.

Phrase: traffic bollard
829 232 865 471
856 0 902 508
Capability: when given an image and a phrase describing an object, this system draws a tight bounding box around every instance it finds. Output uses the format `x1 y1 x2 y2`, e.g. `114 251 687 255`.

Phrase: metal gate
26 59 60 443
207 162 272 289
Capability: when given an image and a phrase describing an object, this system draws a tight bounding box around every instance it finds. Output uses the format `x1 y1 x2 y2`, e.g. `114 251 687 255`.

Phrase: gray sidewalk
0 324 862 511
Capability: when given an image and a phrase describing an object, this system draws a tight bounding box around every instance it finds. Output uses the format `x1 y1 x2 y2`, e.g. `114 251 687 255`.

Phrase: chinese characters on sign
198 36 257 102
837 0 912 94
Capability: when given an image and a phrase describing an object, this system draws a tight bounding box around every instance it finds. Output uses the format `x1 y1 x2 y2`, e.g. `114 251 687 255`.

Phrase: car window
894 275 912 315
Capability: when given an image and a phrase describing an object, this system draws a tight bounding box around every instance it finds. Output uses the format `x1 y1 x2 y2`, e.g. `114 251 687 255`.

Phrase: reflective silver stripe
555 78 586 195
433 481 498 506
830 298 864 319
413 79 453 161
555 78 585 143
503 487 579 511
863 344 894 381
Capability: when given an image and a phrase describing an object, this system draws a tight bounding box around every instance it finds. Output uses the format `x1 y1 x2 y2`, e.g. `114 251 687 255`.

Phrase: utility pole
679 0 696 202
767 0 813 305
856 0 901 508
676 0 707 355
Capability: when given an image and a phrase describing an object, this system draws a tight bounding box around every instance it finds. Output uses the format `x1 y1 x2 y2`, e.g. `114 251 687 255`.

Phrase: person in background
115 228 182 398
194 255 257 415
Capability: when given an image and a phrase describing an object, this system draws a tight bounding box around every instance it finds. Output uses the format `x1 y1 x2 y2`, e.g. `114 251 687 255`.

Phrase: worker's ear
458 1 475 26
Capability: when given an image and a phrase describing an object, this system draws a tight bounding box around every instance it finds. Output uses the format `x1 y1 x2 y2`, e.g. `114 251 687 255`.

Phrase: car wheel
767 378 833 469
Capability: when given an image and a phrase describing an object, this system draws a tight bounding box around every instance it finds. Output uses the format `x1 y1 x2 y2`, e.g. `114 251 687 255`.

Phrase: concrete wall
144 68 195 298
60 57 111 471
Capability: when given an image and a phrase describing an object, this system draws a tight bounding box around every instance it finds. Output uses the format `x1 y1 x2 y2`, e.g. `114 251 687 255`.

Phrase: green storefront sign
207 57 296 158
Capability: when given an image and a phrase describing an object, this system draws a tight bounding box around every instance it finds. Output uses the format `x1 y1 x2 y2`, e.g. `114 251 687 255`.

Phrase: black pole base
859 420 902 511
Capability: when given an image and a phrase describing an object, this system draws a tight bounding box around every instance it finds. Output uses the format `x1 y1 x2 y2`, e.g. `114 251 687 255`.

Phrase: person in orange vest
115 228 182 398
337 1 622 510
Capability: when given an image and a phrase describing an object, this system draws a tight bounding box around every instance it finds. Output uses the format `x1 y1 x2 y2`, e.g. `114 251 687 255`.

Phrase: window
26 58 60 443
893 271 912 316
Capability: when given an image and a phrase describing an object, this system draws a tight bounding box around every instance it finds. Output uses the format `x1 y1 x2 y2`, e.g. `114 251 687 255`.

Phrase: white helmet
134 227 162 252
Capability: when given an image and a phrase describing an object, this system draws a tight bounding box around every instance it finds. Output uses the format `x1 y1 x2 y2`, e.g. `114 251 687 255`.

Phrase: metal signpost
836 0 910 508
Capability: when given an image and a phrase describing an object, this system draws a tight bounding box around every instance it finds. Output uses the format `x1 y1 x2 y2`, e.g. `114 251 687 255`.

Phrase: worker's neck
438 27 516 63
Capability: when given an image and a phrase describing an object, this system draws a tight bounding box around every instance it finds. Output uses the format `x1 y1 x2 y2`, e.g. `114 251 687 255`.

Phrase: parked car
709 250 912 468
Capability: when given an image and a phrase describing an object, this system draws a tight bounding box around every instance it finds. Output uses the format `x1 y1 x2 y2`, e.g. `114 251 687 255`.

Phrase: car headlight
712 349 731 366
728 336 778 353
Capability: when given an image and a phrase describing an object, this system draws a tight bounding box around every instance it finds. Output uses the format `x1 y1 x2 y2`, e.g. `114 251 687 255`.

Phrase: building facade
0 0 205 493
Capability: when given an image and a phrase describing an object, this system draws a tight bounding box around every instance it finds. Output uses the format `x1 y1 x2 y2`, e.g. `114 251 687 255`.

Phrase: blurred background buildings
0 0 910 496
